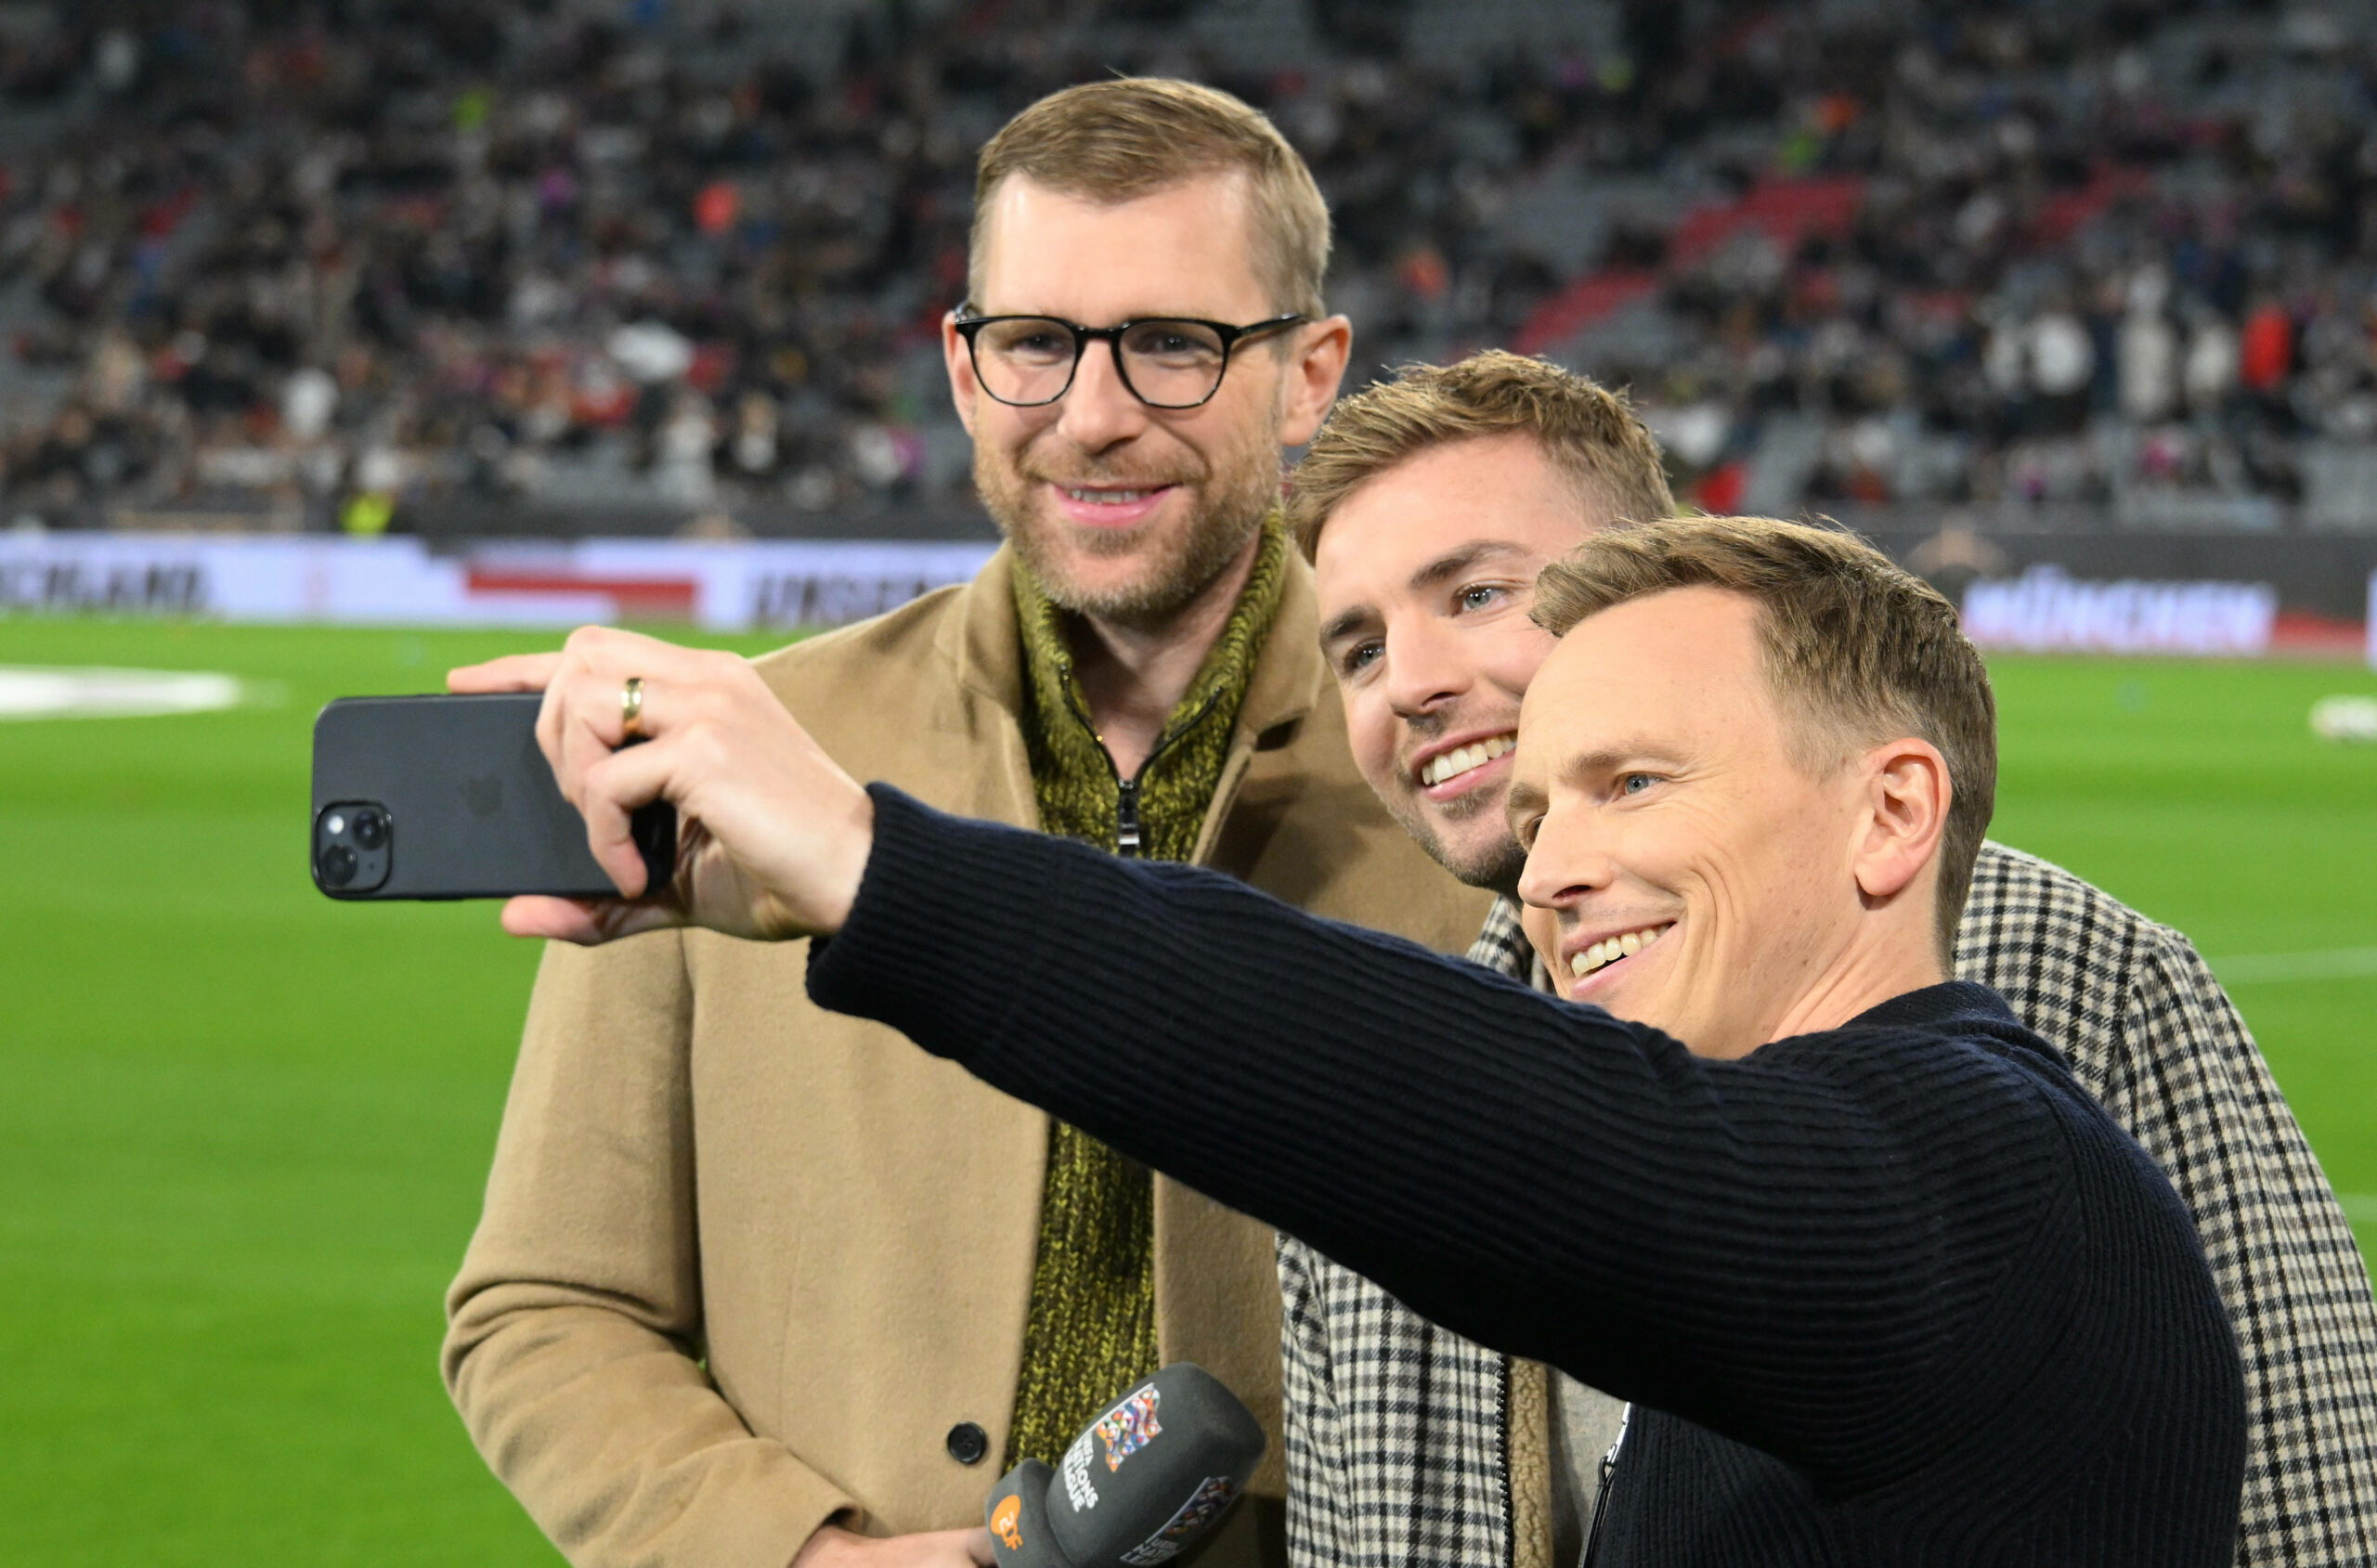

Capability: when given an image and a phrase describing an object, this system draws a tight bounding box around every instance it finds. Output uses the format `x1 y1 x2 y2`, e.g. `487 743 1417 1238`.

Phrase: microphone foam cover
1045 1363 1266 1568
985 1458 1064 1568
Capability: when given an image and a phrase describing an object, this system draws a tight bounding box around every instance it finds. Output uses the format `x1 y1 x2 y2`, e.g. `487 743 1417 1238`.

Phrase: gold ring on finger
620 676 646 741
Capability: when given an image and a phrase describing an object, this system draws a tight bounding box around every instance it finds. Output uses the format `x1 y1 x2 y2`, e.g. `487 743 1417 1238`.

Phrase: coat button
946 1421 990 1466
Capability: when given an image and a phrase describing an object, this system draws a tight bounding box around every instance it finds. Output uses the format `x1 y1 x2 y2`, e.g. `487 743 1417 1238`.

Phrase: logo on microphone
1061 1434 1099 1511
1119 1474 1242 1565
1096 1385 1163 1472
991 1494 1023 1550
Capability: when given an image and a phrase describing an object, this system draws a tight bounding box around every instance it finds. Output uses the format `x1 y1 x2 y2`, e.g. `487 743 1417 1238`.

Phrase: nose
1383 613 1472 719
1516 803 1611 917
1053 336 1150 453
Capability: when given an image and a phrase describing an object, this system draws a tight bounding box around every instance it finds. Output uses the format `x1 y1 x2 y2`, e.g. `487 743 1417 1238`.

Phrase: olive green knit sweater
1001 518 1287 1468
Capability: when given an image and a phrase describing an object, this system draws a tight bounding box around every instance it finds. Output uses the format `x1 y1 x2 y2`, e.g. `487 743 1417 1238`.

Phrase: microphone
983 1363 1266 1568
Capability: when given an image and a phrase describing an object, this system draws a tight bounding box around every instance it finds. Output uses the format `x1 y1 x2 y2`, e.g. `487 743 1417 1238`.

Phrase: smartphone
311 693 676 901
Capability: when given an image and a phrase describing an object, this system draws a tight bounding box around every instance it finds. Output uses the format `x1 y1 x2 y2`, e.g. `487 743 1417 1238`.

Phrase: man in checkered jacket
1284 351 2377 1567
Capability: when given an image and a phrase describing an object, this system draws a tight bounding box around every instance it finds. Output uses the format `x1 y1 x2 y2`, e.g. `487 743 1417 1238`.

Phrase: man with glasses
954 313 1310 414
441 78 1486 1568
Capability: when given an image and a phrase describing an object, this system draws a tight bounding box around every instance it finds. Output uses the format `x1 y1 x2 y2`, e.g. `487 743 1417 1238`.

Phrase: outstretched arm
456 628 2070 1498
808 786 2071 1495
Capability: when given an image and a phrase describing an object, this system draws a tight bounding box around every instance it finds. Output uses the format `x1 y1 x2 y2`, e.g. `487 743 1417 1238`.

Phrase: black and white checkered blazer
1279 841 2377 1567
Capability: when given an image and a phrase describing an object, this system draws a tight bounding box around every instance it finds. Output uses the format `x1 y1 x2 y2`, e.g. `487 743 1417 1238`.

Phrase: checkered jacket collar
1466 895 1536 983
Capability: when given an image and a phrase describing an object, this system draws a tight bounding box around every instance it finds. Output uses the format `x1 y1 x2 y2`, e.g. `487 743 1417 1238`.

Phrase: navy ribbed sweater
810 787 2246 1565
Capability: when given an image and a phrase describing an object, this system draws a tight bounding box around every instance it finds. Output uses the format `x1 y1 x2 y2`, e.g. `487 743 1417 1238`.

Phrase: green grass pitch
0 616 2371 1564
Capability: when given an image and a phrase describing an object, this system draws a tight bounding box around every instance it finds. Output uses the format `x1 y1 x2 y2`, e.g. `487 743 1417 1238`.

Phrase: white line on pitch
2208 948 2377 984
0 665 257 720
2339 1195 2377 1225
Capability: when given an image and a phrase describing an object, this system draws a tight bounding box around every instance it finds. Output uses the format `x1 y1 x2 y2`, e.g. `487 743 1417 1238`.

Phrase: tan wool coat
442 547 1492 1568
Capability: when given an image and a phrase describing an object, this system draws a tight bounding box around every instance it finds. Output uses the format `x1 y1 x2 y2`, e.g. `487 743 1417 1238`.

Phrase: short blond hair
1287 351 1675 560
1532 515 1997 961
969 79 1331 320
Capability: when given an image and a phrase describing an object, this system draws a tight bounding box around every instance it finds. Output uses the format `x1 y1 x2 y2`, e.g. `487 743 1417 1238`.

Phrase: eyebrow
1504 738 1689 826
1560 745 1670 783
1409 538 1533 593
1318 538 1539 650
1318 602 1379 649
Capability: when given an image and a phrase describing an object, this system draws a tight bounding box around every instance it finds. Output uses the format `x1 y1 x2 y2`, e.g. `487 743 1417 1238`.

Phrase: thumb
499 895 687 945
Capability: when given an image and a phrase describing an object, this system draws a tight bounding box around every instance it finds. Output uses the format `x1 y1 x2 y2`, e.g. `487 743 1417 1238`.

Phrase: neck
1757 928 1947 1056
1067 529 1264 778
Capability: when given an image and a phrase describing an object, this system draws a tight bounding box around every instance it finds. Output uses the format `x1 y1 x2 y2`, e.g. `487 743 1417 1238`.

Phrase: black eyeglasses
952 311 1307 409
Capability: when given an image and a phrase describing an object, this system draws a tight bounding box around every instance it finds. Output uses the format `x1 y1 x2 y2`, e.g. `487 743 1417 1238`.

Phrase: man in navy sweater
456 515 2246 1565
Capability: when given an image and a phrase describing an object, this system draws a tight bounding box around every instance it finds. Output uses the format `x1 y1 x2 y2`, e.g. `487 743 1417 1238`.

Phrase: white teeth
1420 733 1515 787
1566 924 1673 981
1066 486 1153 503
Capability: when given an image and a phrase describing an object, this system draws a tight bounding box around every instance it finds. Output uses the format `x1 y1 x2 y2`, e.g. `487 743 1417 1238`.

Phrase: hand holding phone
446 627 877 945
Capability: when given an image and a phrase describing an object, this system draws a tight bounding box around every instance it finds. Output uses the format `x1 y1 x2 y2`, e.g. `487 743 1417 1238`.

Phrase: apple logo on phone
461 775 504 819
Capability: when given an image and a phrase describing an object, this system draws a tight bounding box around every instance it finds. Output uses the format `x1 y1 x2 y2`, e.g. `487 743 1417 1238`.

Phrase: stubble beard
1386 782 1529 899
975 411 1283 629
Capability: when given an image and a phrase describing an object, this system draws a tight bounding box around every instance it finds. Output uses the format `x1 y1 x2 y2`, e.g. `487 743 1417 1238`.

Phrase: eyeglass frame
950 309 1309 409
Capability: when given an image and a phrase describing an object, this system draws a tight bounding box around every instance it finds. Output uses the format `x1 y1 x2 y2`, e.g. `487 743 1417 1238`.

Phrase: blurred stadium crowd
6 0 2377 536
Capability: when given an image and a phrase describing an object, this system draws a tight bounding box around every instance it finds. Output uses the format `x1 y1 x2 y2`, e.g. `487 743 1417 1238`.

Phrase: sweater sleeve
810 787 2078 1492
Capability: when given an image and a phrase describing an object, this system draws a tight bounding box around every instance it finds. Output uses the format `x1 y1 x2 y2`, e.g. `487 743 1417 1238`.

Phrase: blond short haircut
1288 350 1675 560
969 79 1331 320
1532 515 1997 961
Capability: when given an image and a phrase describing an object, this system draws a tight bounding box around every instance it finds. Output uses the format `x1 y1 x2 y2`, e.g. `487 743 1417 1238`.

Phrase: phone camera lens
351 809 387 849
320 844 359 888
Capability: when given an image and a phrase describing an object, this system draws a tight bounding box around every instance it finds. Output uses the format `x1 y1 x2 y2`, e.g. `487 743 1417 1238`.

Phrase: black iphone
311 693 676 901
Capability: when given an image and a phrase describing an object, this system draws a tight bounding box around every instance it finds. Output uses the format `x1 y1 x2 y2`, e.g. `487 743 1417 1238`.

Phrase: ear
1851 737 1951 906
942 310 980 438
1279 314 1353 447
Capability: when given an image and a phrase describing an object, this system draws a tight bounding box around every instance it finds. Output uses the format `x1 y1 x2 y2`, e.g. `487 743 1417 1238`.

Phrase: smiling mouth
1418 732 1514 788
1569 923 1673 981
1059 484 1173 504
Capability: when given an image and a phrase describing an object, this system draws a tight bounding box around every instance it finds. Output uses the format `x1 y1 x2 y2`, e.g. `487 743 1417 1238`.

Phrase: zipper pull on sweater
1116 778 1143 856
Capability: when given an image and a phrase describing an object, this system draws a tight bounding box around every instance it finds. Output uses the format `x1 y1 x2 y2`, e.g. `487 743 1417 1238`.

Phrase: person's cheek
1348 689 1397 797
1522 901 1562 991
